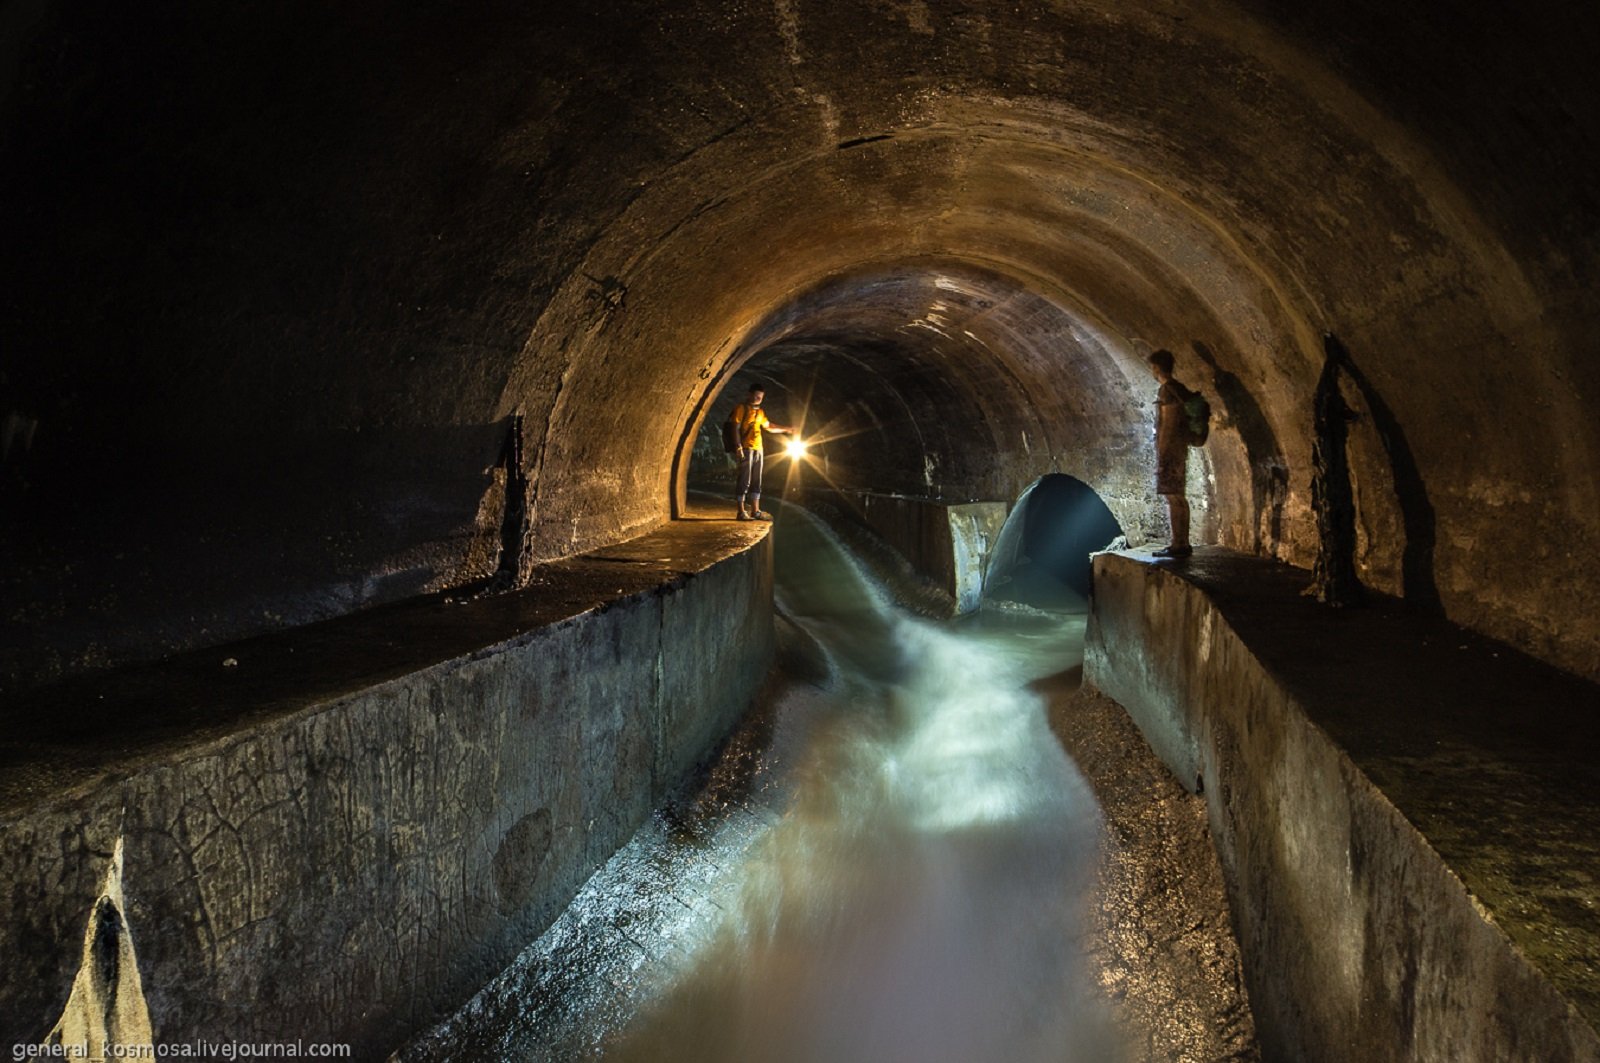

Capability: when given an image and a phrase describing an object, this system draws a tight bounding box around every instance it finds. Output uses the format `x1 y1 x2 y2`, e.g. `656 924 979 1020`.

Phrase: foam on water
604 506 1113 1062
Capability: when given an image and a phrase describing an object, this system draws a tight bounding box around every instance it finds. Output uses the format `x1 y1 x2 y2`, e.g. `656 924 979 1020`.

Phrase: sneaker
1152 544 1193 558
736 508 751 521
750 510 773 521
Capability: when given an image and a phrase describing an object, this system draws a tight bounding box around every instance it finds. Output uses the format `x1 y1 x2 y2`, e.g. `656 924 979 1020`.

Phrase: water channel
401 503 1256 1063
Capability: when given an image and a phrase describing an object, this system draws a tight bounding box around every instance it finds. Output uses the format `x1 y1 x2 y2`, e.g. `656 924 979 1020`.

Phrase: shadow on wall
1324 333 1441 612
1303 332 1442 612
1190 341 1289 558
986 475 1123 603
1191 334 1438 614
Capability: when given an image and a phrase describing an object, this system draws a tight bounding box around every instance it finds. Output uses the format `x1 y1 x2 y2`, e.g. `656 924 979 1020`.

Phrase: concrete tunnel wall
3 6 1599 677
1084 551 1600 1062
3 0 1600 688
1 2 1599 1056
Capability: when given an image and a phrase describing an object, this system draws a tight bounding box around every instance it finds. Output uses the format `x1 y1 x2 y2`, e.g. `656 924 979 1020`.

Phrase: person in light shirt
725 384 794 521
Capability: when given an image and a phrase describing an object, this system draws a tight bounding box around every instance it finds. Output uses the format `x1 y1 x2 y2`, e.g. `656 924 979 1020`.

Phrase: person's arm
1158 381 1192 413
727 406 746 458
755 408 790 436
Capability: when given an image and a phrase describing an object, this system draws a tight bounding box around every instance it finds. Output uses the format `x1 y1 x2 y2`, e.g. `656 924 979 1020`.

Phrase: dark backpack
720 419 739 453
1182 390 1211 446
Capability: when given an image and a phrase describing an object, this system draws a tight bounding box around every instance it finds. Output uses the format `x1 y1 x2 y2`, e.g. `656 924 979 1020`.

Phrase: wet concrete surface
0 506 774 1055
396 676 805 1063
1121 546 1600 1025
1048 678 1259 1063
400 613 1259 1061
0 506 767 815
1089 547 1600 1060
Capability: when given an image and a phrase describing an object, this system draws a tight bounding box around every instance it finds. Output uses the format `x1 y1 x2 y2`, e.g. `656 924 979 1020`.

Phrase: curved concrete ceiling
3 0 1597 686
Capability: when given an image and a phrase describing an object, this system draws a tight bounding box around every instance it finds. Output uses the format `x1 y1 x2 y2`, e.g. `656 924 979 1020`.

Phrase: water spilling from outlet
601 505 1107 1062
400 503 1124 1062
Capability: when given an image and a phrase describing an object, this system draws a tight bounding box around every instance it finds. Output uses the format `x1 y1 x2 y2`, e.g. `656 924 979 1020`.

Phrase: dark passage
985 475 1124 609
1019 474 1125 596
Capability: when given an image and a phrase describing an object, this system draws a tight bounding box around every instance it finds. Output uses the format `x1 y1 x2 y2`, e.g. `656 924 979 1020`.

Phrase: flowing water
601 505 1110 1062
404 502 1115 1062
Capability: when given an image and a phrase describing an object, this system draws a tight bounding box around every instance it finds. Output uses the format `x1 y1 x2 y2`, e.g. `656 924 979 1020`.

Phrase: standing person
1148 349 1193 558
726 384 793 521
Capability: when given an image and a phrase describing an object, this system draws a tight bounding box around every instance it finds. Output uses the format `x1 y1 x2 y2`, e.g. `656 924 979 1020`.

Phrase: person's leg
748 450 766 517
1164 493 1191 549
1154 450 1191 555
735 452 753 517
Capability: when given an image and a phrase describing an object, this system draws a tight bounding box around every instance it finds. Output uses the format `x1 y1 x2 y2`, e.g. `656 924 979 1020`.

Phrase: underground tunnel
2 0 1599 1060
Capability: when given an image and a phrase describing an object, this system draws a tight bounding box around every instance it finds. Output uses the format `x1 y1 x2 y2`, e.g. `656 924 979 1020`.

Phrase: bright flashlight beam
785 439 808 458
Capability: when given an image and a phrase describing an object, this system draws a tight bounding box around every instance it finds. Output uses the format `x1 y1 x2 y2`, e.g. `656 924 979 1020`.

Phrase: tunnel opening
986 474 1124 605
670 257 1209 595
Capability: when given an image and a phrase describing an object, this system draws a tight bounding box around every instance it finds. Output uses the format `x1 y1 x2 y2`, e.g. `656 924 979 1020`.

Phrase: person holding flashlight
726 383 794 521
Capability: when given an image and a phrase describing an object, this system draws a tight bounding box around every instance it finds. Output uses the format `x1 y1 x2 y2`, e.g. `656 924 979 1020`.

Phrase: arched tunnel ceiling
686 263 1156 523
3 0 1598 688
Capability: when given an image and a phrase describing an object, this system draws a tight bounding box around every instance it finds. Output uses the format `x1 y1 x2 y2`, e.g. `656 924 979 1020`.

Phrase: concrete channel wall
0 529 773 1060
809 489 1007 613
1084 551 1600 1063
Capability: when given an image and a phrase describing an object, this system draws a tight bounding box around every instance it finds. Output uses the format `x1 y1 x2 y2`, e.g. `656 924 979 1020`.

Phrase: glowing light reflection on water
604 506 1114 1063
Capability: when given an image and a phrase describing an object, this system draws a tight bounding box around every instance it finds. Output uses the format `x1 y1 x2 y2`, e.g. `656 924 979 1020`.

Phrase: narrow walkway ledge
1085 548 1600 1063
0 508 773 1058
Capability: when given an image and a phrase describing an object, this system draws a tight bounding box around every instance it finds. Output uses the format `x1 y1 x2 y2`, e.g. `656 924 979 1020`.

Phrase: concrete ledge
805 488 1006 613
1085 549 1600 1063
0 513 773 1058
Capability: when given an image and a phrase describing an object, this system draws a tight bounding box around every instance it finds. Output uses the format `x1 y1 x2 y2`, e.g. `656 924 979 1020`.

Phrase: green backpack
1182 389 1212 446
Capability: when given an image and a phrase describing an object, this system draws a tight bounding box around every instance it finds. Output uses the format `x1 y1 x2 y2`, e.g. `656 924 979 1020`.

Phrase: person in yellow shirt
725 384 794 521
